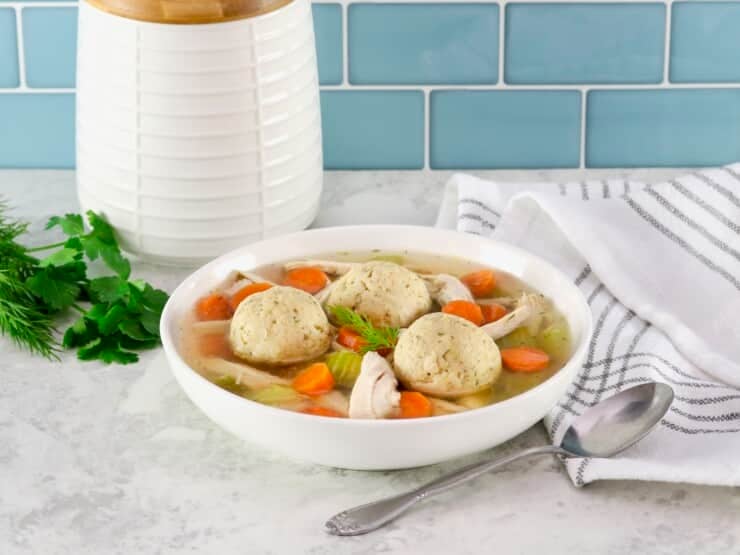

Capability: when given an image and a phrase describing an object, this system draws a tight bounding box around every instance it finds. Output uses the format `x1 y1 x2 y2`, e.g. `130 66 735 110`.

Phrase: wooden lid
85 0 293 24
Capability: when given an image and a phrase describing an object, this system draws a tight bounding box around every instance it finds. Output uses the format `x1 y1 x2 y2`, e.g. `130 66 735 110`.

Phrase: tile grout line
315 83 740 91
663 0 672 84
423 89 429 170
14 6 26 89
3 81 740 95
341 2 348 86
579 89 587 169
498 0 505 85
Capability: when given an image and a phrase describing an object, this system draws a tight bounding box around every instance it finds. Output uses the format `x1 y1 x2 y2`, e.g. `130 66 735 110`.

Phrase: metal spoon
325 382 674 536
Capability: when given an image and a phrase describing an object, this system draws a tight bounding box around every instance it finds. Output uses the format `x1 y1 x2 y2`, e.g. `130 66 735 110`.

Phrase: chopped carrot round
198 333 232 358
461 269 497 298
195 294 232 321
480 302 508 324
337 326 368 352
399 391 433 418
442 300 485 326
293 362 335 396
501 347 550 372
229 282 272 311
301 406 343 418
284 267 329 294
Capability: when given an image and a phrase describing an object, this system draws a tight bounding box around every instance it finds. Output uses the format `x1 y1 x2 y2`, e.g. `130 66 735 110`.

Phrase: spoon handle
325 445 567 536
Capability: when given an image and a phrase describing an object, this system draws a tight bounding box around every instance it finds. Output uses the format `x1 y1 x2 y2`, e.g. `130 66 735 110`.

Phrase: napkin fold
437 166 740 486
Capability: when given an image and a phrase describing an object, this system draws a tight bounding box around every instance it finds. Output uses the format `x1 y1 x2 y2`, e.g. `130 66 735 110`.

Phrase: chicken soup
180 252 571 419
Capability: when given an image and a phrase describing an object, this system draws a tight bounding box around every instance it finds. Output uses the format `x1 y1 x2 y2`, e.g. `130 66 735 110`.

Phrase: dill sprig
0 201 58 358
0 200 38 281
0 270 59 359
327 305 399 353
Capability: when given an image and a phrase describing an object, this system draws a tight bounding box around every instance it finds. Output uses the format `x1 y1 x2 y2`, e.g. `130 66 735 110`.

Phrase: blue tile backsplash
349 3 498 85
669 2 740 83
586 89 740 168
0 0 739 170
0 94 75 168
312 3 343 85
431 90 581 169
0 9 19 88
321 90 425 169
505 3 665 84
22 7 78 88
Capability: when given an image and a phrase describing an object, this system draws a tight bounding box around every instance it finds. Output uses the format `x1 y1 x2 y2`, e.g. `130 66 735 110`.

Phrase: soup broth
180 251 571 418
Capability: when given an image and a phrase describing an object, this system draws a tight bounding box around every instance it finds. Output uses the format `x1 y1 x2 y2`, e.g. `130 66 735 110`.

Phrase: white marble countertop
1 169 739 555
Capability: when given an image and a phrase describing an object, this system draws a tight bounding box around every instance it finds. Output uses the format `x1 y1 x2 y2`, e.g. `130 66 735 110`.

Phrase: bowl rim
161 224 593 427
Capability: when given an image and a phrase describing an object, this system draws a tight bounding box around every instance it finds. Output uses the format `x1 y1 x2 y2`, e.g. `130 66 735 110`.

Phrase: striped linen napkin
436 165 740 486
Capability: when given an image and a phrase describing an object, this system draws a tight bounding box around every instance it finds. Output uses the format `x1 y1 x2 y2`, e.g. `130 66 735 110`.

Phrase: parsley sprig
327 305 399 353
0 202 167 364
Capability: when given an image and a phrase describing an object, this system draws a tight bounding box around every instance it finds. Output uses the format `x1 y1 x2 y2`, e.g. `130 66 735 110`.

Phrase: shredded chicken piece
235 271 277 286
481 292 547 339
420 273 474 305
282 261 347 301
200 357 288 388
314 391 350 415
224 278 253 297
314 281 335 305
348 352 401 419
477 296 517 308
284 259 357 276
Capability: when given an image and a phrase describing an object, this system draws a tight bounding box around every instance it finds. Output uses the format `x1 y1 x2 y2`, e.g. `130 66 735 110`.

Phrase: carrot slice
301 406 343 418
195 294 232 321
229 282 272 311
337 326 368 352
293 362 335 396
399 391 433 418
442 300 485 326
461 270 497 298
284 267 329 294
337 327 392 355
501 347 550 372
198 333 232 358
480 302 508 324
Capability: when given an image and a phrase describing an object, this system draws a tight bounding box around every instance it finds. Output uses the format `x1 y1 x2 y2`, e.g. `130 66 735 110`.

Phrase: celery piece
495 327 537 350
325 351 363 388
248 384 304 406
538 322 571 361
214 375 244 394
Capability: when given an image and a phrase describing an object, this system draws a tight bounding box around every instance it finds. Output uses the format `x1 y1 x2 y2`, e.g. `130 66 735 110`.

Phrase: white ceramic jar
76 0 323 265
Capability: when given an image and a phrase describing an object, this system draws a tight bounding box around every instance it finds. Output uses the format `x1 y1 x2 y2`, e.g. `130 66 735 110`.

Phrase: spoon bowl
326 382 674 536
561 382 675 458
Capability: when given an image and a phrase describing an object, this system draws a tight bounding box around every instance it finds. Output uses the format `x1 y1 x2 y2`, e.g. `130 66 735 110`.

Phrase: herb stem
70 303 86 314
27 241 67 253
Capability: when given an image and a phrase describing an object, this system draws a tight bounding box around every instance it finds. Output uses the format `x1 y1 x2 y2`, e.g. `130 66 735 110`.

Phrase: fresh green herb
327 305 399 354
0 270 59 359
0 201 167 365
42 211 131 278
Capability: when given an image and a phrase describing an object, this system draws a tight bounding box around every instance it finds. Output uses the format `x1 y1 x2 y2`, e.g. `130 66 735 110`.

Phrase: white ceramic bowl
160 226 593 469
